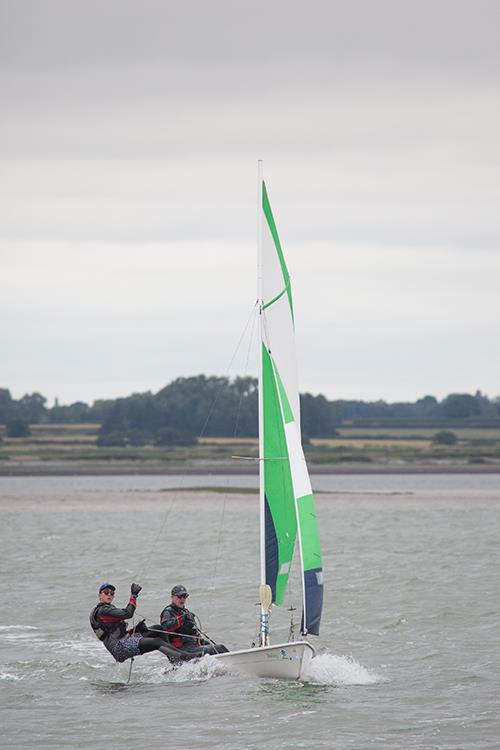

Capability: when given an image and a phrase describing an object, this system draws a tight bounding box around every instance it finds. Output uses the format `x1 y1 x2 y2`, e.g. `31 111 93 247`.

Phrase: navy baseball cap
99 582 116 593
171 584 189 597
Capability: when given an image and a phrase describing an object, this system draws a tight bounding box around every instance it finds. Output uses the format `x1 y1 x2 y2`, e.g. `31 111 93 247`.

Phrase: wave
164 654 229 682
0 671 23 681
0 625 38 630
0 625 44 644
0 629 381 689
304 653 380 685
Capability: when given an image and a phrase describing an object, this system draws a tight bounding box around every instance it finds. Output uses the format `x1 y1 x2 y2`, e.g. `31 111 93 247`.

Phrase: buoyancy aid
90 603 129 653
159 603 201 649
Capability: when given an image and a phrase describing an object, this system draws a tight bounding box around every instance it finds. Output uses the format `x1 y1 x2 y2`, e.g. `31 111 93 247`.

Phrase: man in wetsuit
90 582 180 663
158 584 228 662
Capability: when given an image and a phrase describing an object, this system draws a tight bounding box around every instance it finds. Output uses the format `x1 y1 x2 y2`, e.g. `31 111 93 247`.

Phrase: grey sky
1 1 499 404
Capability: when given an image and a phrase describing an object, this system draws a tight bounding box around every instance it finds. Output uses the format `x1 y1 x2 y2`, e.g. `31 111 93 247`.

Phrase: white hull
213 640 315 680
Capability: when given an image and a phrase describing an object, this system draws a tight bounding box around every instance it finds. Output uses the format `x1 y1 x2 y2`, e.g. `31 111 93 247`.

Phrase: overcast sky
1 1 499 405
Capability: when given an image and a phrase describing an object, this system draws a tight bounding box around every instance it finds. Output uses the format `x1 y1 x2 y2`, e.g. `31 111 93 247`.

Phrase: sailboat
213 163 323 680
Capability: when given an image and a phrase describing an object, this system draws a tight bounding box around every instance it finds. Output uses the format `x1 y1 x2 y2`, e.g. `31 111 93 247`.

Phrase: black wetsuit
90 594 173 663
159 603 228 661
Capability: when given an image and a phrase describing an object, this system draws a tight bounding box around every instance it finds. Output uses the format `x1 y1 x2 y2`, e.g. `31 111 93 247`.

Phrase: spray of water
0 625 380 688
166 654 229 682
304 653 380 685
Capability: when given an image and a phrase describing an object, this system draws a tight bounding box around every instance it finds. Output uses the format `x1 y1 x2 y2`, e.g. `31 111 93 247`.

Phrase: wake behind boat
212 163 324 680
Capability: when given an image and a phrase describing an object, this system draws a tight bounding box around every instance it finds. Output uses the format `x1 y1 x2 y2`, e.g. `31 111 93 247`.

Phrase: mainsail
259 175 323 636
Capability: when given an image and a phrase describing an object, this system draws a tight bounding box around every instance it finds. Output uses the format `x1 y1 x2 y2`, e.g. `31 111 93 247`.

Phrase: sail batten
260 177 323 636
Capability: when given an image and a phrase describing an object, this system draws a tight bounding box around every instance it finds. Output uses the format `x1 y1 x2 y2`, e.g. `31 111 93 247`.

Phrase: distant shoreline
1 463 499 477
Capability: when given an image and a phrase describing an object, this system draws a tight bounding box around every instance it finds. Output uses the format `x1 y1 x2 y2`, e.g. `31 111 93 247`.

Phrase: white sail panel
261 201 300 428
284 421 313 500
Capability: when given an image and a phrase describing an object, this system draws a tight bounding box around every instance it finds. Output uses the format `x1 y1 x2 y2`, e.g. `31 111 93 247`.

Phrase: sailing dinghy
214 164 323 680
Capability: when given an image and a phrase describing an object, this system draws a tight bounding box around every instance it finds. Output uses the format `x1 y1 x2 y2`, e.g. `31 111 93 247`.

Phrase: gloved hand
131 583 142 597
182 610 197 634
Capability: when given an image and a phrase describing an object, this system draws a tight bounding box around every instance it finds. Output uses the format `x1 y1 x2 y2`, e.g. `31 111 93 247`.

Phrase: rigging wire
127 494 177 684
208 302 258 605
135 495 177 583
209 493 227 594
233 304 258 439
198 301 259 439
125 300 260 682
134 300 258 585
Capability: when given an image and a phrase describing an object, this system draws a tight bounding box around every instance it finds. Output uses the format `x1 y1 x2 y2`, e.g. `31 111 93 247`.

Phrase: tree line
1 380 499 441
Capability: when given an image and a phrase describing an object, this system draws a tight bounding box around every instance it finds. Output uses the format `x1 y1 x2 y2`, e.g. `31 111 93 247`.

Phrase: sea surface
1 477 499 749
1 471 500 493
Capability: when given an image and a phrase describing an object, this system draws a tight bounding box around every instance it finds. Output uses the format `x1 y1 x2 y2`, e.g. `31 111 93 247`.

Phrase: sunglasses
101 590 115 596
176 594 189 599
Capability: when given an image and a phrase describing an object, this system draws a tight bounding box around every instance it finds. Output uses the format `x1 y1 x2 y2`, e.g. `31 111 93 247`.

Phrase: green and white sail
258 173 323 636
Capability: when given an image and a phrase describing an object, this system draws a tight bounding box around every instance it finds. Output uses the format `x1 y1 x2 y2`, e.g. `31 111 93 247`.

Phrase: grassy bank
1 423 500 474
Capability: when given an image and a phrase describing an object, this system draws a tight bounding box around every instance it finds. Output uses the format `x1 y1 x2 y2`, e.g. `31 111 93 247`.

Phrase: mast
257 161 271 646
257 160 265 589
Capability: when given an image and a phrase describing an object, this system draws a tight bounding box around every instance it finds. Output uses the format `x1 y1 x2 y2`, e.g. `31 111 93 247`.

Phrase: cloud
2 240 499 403
1 1 499 402
2 1 499 75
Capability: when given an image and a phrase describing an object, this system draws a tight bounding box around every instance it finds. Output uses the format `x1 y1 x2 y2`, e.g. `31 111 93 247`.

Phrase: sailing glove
182 611 197 634
131 583 142 596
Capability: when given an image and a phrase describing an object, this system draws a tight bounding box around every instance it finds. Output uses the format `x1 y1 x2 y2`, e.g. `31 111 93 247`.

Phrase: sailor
159 584 228 661
90 582 180 663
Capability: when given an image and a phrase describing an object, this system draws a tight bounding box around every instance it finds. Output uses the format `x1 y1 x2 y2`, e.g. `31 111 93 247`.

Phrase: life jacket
160 604 200 649
90 604 127 650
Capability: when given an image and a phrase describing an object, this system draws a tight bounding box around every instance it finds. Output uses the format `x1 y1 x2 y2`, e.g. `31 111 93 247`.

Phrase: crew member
90 582 181 663
159 584 228 662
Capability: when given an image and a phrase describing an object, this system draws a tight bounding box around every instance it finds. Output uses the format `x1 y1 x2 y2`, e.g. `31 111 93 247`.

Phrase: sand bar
0 489 499 511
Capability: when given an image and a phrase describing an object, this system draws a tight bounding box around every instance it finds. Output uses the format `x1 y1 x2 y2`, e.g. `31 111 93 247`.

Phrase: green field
1 423 500 473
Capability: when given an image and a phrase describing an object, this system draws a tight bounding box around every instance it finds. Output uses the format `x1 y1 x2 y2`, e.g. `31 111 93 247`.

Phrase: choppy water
1 485 499 749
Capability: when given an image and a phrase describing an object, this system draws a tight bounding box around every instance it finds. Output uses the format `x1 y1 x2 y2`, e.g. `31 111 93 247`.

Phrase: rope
194 614 218 647
142 617 218 646
210 494 227 593
141 626 200 641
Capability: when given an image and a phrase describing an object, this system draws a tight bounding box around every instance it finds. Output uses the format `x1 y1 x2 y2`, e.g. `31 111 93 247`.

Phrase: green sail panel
260 174 323 635
297 495 322 571
297 493 323 636
262 182 294 323
262 343 297 605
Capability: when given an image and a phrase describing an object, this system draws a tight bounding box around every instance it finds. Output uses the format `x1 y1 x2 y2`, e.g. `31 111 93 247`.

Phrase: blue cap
99 582 116 593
